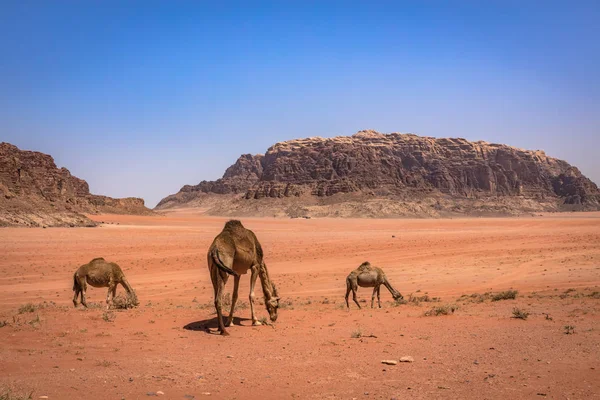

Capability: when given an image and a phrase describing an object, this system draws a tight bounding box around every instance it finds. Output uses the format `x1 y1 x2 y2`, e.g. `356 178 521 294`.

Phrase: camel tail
212 249 239 277
72 272 80 292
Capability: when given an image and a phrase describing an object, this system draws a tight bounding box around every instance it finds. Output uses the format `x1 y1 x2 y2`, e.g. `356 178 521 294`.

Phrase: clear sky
1 1 598 208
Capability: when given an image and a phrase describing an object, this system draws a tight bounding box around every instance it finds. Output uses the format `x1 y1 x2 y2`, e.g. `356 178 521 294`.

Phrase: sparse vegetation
511 308 529 320
407 293 441 305
492 290 518 301
95 360 114 367
102 311 116 322
350 328 362 338
112 294 138 309
0 321 8 328
544 313 553 321
564 325 575 335
28 314 40 327
424 304 457 316
0 389 33 400
18 303 36 314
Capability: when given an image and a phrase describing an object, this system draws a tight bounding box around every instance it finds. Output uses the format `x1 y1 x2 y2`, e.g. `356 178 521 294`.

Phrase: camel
345 261 403 309
72 257 138 309
207 220 279 335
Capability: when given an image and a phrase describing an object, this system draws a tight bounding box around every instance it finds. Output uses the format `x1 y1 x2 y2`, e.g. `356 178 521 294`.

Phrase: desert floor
1 211 599 399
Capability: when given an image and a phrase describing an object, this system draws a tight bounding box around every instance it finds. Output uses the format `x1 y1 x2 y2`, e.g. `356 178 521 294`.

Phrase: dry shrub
112 293 138 310
492 290 518 301
511 308 529 320
424 304 457 316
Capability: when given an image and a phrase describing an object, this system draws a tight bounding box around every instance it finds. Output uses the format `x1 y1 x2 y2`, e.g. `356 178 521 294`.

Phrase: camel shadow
184 316 253 335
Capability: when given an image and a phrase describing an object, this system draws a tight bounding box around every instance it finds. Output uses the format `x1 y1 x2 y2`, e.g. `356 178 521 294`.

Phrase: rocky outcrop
0 142 152 227
155 130 600 217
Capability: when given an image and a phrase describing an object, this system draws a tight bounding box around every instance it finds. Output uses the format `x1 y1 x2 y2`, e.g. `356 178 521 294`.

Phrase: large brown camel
207 220 279 335
345 261 403 309
72 257 138 309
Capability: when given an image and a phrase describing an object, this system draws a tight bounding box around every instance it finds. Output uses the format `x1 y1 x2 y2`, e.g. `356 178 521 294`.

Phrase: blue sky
1 1 598 207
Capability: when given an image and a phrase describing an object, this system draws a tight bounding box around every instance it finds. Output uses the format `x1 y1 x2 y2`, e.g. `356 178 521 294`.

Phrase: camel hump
358 261 371 270
90 257 105 263
224 219 244 230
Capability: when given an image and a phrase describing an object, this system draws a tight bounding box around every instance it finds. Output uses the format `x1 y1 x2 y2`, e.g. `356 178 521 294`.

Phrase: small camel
72 257 138 309
345 261 403 309
207 220 279 335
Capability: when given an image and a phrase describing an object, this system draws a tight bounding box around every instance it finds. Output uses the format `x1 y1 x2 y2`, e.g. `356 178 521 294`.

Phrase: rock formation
0 142 152 227
157 130 600 217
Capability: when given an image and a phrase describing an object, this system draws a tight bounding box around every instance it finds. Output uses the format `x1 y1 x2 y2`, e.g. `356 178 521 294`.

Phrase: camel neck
258 264 276 300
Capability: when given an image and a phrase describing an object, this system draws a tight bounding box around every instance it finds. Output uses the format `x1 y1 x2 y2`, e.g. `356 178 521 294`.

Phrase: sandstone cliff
0 142 152 227
157 130 600 217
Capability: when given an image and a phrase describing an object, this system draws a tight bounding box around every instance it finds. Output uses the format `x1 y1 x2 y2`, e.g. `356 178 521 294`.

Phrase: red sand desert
1 210 599 399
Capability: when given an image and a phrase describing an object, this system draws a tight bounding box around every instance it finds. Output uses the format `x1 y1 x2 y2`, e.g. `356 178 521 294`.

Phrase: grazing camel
72 257 138 309
345 261 403 309
207 220 279 335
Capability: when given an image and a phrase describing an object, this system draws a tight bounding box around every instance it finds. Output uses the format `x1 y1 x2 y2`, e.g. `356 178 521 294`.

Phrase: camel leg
80 278 88 308
371 287 377 308
210 265 229 335
352 288 361 309
226 275 240 327
345 284 351 309
106 281 116 310
377 285 382 308
249 265 262 325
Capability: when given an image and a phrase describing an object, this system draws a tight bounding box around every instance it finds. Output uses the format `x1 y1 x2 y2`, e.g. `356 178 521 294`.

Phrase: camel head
129 290 140 307
392 290 403 301
266 283 280 322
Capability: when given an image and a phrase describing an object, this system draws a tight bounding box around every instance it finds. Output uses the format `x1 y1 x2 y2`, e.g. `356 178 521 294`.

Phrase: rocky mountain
0 142 152 227
157 130 600 217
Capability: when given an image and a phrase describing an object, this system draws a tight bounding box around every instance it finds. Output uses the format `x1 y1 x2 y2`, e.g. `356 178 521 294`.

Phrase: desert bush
112 294 138 310
102 311 116 322
564 325 575 335
18 303 36 314
492 290 518 301
424 304 457 316
511 308 529 320
0 389 33 400
350 328 362 338
0 321 8 328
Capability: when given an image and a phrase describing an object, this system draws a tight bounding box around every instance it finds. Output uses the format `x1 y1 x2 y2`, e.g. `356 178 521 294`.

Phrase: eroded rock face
156 130 600 215
0 142 152 227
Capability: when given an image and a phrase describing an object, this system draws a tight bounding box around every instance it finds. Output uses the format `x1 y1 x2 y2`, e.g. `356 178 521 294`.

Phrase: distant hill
156 130 600 218
0 142 152 227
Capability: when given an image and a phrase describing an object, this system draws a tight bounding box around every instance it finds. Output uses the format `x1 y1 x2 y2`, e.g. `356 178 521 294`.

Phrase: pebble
400 356 414 363
39 397 49 399
226 355 234 358
381 360 398 365
157 391 164 396
201 393 211 396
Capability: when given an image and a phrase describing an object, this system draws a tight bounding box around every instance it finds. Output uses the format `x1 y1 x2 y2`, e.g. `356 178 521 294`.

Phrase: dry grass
492 290 518 301
112 294 138 309
0 389 32 400
511 308 529 320
350 328 362 338
17 303 36 314
424 304 457 316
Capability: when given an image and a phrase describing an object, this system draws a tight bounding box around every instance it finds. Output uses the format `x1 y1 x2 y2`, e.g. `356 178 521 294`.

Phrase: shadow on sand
183 316 253 335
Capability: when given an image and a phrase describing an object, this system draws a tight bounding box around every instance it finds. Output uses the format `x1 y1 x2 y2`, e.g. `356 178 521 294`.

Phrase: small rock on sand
381 360 398 365
400 356 414 363
39 397 49 399
157 391 164 395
